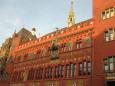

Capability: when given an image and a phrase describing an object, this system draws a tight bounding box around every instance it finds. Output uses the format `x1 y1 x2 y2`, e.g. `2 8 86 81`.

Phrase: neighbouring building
0 28 37 57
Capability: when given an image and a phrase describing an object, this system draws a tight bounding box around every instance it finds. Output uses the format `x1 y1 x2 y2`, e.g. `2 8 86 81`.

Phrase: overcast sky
0 0 92 46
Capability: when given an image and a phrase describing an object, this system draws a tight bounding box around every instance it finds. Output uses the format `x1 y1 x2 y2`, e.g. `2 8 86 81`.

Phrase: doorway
107 81 115 86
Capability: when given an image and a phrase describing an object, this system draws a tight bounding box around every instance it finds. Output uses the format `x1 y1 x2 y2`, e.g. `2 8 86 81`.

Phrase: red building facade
1 0 115 86
93 0 115 86
9 19 94 86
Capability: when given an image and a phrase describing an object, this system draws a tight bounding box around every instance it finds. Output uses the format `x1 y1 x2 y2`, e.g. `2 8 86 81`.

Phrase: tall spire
67 0 75 27
71 0 74 10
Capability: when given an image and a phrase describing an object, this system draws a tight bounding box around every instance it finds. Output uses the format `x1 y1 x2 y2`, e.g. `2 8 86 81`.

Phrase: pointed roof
16 28 37 44
67 0 75 27
17 28 31 37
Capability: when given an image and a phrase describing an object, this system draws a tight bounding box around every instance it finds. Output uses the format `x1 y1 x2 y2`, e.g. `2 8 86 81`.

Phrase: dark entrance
107 81 115 86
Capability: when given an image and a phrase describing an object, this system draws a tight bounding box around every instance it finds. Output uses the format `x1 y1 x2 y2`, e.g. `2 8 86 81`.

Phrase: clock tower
67 0 75 27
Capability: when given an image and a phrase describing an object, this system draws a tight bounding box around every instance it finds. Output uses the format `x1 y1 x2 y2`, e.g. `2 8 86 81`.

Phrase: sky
0 0 92 46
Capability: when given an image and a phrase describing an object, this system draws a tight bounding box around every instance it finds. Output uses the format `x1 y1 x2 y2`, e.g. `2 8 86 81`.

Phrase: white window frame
104 29 115 42
110 8 115 17
106 9 110 18
101 7 115 20
102 11 106 20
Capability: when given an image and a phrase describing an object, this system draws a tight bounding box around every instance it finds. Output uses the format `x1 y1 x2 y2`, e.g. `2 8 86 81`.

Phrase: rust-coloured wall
93 0 115 86
8 19 94 86
0 81 8 86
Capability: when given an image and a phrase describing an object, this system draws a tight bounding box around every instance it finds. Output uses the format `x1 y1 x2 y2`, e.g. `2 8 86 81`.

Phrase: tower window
70 18 73 21
102 12 106 20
